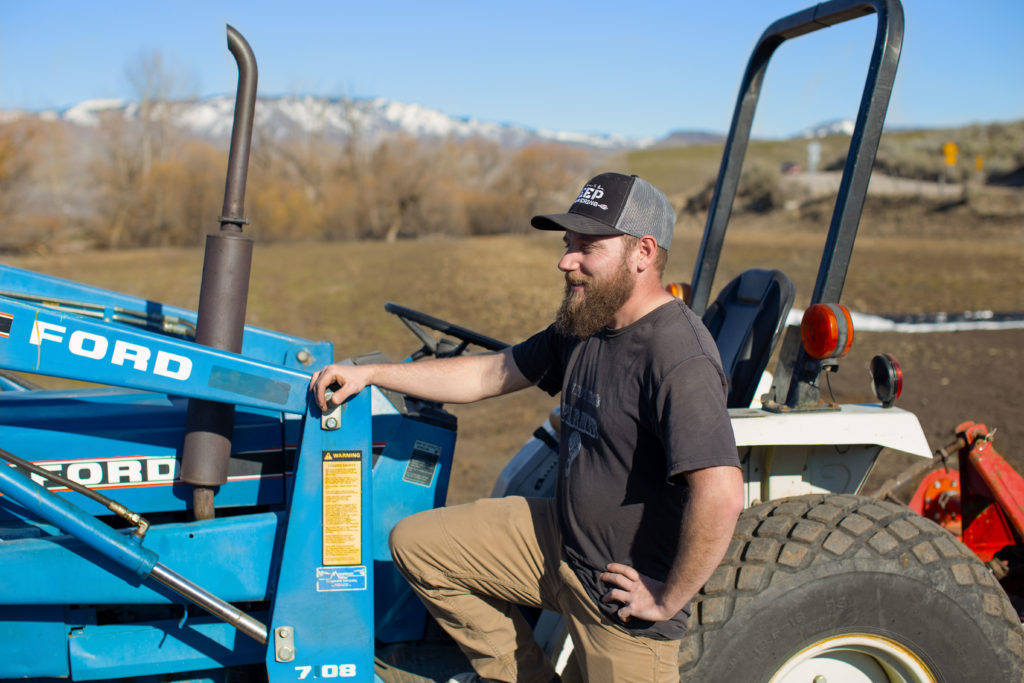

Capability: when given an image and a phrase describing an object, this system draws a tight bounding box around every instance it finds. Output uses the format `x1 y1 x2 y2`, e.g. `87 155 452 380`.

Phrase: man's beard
554 256 635 338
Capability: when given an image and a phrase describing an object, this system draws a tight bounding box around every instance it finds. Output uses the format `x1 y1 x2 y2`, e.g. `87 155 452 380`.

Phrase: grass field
8 196 1022 503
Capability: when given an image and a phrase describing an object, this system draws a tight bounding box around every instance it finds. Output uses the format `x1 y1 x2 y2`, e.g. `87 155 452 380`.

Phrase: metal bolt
813 676 827 683
296 349 311 365
326 416 339 429
275 625 295 662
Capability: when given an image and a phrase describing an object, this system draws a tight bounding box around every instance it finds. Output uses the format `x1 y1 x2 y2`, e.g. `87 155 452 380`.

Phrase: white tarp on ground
786 309 1024 333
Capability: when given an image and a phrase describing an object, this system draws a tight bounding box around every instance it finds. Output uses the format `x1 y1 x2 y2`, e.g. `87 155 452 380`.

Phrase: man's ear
635 235 660 272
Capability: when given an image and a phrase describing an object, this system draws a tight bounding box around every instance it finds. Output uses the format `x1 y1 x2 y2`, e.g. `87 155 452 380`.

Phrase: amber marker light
801 303 854 360
666 282 693 305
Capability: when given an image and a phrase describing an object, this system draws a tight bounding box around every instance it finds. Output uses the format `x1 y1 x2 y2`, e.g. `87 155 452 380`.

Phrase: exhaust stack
180 25 258 519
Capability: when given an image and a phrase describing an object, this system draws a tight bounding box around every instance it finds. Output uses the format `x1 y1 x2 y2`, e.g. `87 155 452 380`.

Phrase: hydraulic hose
0 451 267 644
0 447 149 538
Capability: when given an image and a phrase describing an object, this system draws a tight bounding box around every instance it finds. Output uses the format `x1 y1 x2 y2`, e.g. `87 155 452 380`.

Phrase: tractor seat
702 268 795 408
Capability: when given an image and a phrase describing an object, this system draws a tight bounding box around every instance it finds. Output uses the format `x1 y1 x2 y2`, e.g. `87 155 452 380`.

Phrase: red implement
909 422 1024 563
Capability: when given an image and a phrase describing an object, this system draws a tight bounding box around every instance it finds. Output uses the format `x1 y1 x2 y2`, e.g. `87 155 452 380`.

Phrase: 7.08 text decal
295 664 356 679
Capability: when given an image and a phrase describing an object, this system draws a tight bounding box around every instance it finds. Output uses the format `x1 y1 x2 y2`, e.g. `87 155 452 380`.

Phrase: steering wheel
385 302 509 359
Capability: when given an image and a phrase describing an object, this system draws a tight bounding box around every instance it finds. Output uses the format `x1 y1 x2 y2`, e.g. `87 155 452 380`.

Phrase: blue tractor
0 25 480 682
1 2 1021 681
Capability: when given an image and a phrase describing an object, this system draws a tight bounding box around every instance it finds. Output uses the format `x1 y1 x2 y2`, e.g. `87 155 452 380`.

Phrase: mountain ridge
5 94 862 149
11 94 664 151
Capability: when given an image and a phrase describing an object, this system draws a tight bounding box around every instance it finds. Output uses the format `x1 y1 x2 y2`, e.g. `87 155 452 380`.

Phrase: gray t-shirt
512 299 739 639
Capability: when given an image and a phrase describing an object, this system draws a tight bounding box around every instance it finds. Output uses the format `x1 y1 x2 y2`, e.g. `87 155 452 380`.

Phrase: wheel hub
770 634 936 683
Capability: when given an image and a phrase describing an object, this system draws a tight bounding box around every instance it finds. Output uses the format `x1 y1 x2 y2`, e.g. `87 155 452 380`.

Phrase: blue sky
1 1 1021 139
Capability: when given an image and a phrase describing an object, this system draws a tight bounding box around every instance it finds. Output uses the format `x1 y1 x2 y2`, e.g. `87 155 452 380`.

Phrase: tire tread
679 494 1024 678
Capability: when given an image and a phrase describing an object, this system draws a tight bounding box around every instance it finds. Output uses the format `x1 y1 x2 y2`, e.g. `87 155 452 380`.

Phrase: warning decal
322 450 362 566
0 313 12 338
403 440 441 487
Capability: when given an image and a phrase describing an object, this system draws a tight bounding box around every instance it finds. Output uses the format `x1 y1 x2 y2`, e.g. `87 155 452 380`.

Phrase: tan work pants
389 496 681 683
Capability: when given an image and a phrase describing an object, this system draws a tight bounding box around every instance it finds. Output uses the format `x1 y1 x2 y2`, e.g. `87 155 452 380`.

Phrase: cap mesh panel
619 179 675 250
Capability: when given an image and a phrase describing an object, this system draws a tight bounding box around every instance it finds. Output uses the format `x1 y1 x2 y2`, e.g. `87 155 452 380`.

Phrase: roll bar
687 0 903 410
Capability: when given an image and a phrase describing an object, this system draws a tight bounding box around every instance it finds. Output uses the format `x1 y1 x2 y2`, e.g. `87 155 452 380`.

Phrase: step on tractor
0 1 1022 681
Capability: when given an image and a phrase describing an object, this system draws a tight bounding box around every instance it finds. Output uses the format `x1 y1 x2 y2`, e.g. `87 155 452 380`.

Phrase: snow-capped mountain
797 118 856 138
10 95 863 151
44 95 654 150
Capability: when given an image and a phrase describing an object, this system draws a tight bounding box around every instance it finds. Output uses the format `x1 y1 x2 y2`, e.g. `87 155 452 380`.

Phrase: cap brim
530 212 621 236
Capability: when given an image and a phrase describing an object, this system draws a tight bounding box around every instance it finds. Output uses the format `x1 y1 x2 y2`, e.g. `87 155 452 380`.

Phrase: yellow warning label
322 451 362 566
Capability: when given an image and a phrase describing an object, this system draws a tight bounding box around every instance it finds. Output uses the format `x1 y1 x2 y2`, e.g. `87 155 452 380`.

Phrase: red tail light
801 303 854 360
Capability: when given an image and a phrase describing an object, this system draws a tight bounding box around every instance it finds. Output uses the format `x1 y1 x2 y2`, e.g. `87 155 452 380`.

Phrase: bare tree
0 120 38 220
124 50 195 174
91 50 201 247
463 143 590 235
362 135 466 242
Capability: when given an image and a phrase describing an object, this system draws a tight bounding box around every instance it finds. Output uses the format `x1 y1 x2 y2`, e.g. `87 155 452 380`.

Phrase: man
309 172 744 683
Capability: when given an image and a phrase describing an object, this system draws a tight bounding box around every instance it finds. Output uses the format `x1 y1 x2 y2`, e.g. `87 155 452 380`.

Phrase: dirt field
8 196 1020 505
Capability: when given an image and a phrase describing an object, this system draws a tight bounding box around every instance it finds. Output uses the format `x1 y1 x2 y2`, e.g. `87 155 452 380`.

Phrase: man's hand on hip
600 563 681 623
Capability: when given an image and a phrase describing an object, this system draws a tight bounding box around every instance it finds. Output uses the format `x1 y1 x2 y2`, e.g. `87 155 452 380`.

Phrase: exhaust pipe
180 25 258 519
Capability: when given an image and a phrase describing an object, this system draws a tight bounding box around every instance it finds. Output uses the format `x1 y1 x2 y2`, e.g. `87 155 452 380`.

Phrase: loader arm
0 295 309 414
0 264 333 370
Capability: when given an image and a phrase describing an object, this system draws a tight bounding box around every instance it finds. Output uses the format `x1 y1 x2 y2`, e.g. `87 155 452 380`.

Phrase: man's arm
600 465 744 623
309 346 532 412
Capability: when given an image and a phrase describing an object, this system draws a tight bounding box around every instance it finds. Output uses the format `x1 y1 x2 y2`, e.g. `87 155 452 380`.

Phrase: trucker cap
531 172 676 251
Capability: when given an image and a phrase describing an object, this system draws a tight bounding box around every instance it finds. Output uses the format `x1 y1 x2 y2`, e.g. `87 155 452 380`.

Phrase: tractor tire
679 494 1024 682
